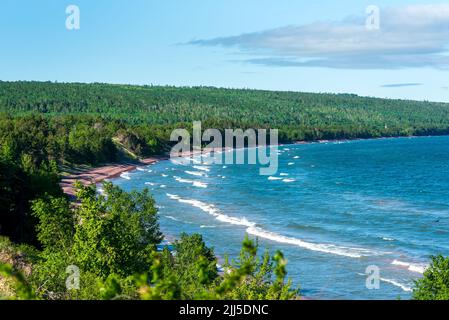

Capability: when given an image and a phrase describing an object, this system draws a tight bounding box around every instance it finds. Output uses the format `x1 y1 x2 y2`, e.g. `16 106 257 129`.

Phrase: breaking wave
166 194 382 259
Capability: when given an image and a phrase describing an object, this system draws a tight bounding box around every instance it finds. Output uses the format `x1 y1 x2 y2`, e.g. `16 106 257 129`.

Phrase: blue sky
1 0 449 102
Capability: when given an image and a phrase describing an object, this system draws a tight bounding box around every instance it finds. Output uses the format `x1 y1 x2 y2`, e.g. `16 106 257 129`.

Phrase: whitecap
166 194 254 228
193 181 208 188
380 277 412 292
283 178 296 183
268 176 283 181
185 170 206 177
174 176 208 188
190 157 202 164
170 158 187 166
246 226 380 259
120 172 131 180
293 156 300 159
280 173 289 176
145 182 155 186
288 162 295 166
391 260 427 274
165 215 181 222
193 165 210 172
166 194 382 259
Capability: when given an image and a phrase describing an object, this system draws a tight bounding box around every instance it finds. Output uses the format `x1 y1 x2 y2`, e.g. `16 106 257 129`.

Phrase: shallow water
111 136 449 299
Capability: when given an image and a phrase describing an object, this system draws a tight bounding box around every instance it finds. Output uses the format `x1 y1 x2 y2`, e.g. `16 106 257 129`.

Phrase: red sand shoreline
60 135 432 197
60 157 167 197
59 147 234 197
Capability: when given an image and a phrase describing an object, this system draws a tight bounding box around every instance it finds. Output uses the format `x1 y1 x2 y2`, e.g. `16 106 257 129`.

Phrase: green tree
29 182 163 299
413 255 449 300
72 182 163 277
0 263 35 300
138 235 299 300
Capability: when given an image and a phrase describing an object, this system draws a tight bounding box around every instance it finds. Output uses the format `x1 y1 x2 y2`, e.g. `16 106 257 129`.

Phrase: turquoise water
111 136 449 300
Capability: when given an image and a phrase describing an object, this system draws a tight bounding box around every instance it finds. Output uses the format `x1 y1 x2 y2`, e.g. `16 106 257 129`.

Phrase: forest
1 81 449 300
2 81 449 143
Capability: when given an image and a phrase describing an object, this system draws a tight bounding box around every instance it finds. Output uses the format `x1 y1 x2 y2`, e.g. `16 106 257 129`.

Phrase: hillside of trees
2 81 449 142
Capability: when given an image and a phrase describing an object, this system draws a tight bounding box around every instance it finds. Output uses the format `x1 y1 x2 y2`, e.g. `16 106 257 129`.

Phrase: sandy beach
60 136 418 197
59 147 235 197
60 157 167 197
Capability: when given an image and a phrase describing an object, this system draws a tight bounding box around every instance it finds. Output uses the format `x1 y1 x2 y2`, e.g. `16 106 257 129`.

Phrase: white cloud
189 4 449 69
381 83 423 88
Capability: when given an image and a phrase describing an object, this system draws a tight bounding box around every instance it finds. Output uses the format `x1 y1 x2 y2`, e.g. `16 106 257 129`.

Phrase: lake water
111 136 449 300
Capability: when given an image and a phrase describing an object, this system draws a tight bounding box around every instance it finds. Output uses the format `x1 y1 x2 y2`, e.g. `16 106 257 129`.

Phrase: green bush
413 255 449 300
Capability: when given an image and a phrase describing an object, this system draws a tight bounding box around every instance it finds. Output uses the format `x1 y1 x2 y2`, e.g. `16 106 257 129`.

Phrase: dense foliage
413 256 449 300
2 81 449 144
0 149 61 245
0 114 169 166
0 183 298 300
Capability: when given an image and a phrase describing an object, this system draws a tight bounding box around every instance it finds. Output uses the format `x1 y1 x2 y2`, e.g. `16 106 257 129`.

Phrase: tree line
2 81 449 142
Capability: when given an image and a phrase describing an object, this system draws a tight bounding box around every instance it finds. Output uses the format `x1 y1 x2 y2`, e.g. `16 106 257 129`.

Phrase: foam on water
356 273 413 292
189 157 202 164
247 226 379 258
185 170 206 177
380 278 412 292
391 260 427 274
166 194 382 259
193 165 210 172
170 159 186 166
173 176 208 188
165 215 182 222
120 172 131 180
166 194 254 227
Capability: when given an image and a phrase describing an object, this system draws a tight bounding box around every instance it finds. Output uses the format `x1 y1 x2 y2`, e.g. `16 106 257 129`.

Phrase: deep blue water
111 136 449 300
